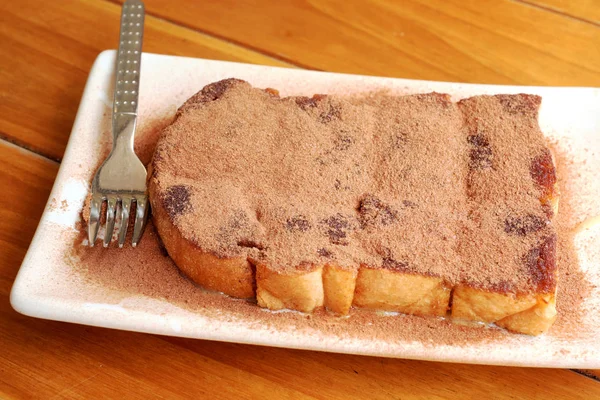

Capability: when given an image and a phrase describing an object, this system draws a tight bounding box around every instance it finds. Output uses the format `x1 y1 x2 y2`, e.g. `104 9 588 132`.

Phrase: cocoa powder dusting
457 95 557 293
68 81 592 344
150 81 555 293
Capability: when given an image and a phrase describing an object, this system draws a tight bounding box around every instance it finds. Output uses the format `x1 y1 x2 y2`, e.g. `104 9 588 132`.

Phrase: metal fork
88 0 148 247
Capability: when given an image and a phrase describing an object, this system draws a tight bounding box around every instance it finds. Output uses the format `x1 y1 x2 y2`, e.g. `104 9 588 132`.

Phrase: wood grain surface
123 0 600 86
523 0 600 23
1 0 599 398
0 0 290 161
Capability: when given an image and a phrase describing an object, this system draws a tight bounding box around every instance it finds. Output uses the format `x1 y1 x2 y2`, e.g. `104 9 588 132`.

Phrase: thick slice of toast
148 79 559 335
450 95 559 334
149 184 255 298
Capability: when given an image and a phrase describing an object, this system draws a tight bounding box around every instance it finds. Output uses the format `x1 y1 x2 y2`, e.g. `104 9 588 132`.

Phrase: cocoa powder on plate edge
68 91 591 347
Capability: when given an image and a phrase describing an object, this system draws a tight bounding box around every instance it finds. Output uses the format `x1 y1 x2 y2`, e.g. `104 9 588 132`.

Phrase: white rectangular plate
11 51 600 368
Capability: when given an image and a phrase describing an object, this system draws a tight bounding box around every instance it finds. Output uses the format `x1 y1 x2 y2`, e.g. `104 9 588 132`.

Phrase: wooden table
1 0 599 398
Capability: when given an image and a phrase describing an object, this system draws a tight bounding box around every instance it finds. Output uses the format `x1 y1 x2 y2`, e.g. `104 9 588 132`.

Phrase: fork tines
88 194 148 248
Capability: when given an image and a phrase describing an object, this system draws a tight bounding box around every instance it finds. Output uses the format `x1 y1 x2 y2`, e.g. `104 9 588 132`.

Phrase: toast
148 79 559 335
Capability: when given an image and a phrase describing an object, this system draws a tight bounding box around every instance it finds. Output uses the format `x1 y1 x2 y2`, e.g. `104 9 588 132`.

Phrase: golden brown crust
256 264 324 313
322 264 357 314
149 176 255 298
353 267 451 317
496 294 557 335
451 285 538 323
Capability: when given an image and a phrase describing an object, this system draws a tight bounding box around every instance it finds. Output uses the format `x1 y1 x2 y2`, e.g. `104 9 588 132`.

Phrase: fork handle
112 0 145 145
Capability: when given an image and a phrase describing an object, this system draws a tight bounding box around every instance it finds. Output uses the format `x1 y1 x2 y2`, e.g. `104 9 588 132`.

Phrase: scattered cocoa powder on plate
66 88 592 346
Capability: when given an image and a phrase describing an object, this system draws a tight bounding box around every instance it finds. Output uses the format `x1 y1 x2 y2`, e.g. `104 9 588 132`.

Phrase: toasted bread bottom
353 268 451 317
149 173 557 336
323 264 357 315
496 294 557 335
256 264 324 313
